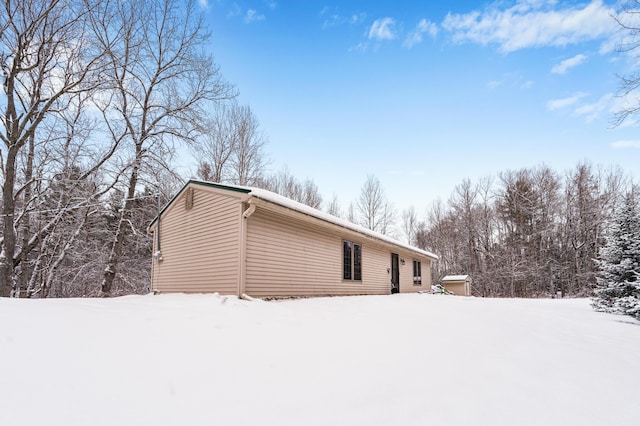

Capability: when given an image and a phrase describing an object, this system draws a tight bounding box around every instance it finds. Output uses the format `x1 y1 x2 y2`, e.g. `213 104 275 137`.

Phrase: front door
391 253 400 294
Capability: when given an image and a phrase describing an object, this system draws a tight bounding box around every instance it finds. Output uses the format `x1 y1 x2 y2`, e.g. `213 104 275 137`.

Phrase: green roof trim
187 180 251 194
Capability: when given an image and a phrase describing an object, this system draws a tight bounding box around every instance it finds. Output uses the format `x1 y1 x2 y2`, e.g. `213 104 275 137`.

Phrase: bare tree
347 202 356 224
402 206 418 244
326 194 341 217
379 201 397 237
195 102 269 185
562 162 626 295
229 105 267 186
449 179 480 276
475 175 496 296
356 174 396 235
302 179 322 209
357 175 383 231
91 0 235 296
257 167 322 209
0 0 106 296
19 89 116 298
196 104 239 183
417 164 631 298
612 1 640 127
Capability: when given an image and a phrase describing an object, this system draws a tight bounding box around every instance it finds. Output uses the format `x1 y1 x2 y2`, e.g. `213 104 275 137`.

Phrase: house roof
441 275 470 282
150 180 438 260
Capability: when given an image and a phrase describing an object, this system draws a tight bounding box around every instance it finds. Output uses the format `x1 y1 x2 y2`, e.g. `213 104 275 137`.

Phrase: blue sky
197 0 639 215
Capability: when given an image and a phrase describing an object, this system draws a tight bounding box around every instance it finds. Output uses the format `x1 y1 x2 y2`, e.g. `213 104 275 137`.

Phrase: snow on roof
188 180 438 260
441 275 471 282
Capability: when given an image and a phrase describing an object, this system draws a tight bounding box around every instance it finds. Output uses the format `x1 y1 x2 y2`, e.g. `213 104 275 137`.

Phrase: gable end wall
151 186 241 293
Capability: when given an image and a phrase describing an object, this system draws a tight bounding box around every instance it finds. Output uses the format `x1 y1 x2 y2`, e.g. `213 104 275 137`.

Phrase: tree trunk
0 147 19 297
100 156 140 296
17 134 36 297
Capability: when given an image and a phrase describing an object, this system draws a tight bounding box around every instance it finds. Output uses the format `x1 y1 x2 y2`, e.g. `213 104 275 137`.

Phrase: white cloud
321 8 366 29
350 13 367 25
573 93 614 122
368 17 396 41
403 19 438 48
197 0 208 8
442 0 616 53
612 140 640 148
265 1 277 10
551 54 588 74
547 92 616 122
349 42 369 53
244 9 265 24
487 73 534 90
227 3 242 18
546 92 587 111
322 13 341 28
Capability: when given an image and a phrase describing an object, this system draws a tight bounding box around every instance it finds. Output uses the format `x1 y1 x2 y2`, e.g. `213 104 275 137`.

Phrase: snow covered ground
1 293 638 426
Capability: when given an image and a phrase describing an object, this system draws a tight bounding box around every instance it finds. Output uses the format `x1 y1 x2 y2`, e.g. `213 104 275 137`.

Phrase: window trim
342 240 362 282
343 241 352 281
412 259 422 286
353 243 362 281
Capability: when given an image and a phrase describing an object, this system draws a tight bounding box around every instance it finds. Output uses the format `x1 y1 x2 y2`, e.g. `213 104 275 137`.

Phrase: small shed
441 275 471 296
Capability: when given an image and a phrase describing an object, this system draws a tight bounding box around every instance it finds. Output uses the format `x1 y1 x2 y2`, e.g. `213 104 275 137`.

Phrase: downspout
239 202 256 297
243 204 256 219
151 193 163 294
155 193 162 261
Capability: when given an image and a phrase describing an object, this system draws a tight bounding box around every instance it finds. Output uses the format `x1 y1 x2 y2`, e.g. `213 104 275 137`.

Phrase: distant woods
414 164 636 298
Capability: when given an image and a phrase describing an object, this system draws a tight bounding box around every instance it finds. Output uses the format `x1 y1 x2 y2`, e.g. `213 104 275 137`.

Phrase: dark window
353 243 362 281
343 241 352 280
343 240 362 281
413 260 422 285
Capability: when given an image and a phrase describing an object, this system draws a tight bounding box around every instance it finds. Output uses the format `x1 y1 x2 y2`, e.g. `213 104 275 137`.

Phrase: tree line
412 163 636 298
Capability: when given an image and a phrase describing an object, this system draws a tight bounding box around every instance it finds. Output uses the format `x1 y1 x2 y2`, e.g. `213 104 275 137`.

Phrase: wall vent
185 187 194 210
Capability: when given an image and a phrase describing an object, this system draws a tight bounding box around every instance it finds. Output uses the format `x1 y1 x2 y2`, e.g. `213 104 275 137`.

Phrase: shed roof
441 275 471 282
151 180 438 260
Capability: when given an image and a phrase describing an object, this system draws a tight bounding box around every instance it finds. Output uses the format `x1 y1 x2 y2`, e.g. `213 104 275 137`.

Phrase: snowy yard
1 293 638 426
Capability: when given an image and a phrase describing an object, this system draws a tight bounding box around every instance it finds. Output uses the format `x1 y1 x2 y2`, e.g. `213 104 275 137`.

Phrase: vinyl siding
151 186 241 294
245 208 390 297
443 281 469 296
361 244 392 294
398 256 432 293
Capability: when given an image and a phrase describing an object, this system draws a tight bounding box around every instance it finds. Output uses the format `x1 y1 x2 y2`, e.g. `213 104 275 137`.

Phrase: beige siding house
148 180 438 298
441 275 472 296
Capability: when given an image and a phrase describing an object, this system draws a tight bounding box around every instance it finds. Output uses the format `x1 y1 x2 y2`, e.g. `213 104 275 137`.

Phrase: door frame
391 253 400 294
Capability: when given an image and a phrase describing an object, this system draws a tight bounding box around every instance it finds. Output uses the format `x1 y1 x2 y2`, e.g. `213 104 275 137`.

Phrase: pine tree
592 194 640 319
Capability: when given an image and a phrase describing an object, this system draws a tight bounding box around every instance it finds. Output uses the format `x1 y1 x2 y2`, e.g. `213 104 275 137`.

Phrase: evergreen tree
592 194 640 319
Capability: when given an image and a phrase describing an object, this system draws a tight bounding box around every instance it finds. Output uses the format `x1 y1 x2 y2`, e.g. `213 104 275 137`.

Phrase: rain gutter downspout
238 201 256 297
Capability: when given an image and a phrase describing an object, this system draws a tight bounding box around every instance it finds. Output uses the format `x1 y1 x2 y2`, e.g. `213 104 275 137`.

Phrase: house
147 180 438 298
441 275 472 296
